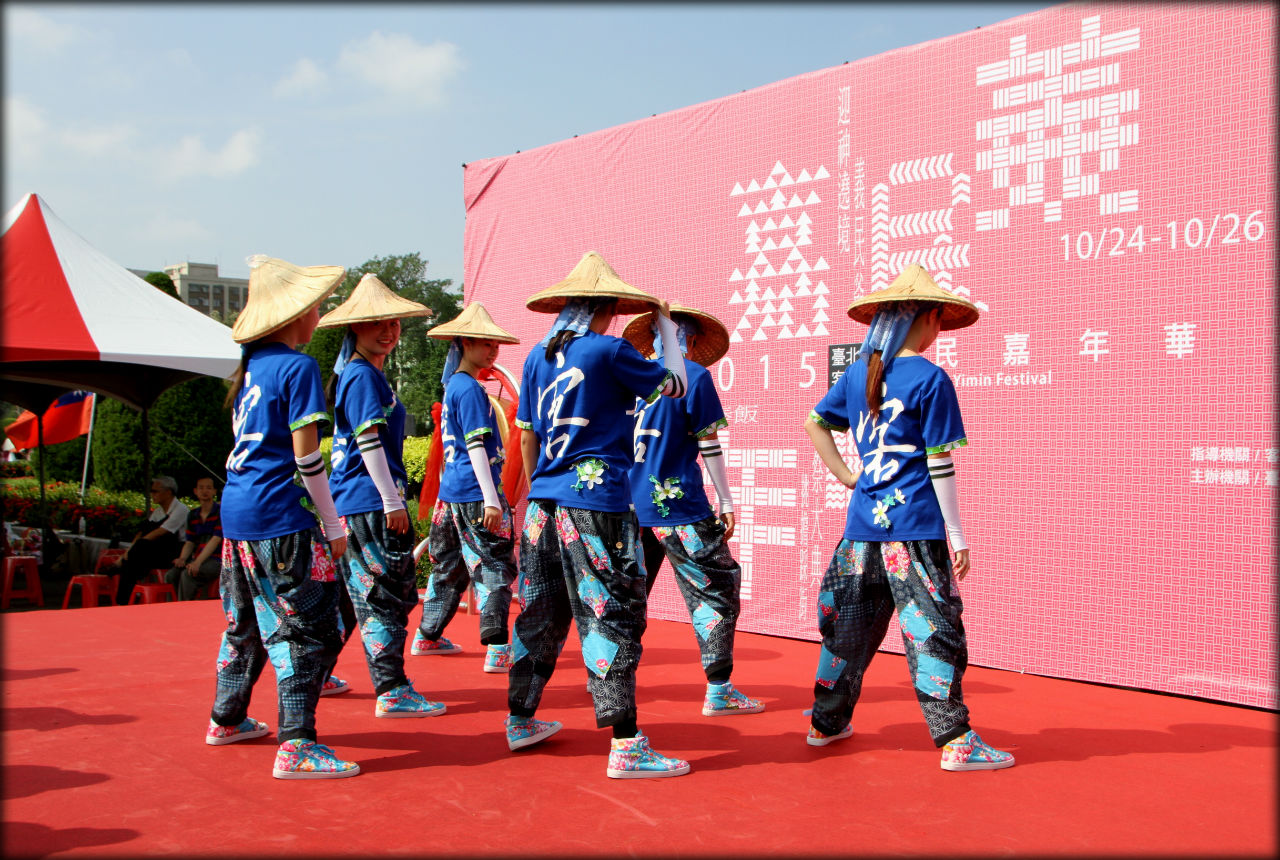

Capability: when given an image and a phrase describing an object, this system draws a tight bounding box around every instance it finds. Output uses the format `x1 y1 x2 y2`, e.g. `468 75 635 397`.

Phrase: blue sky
4 2 1051 287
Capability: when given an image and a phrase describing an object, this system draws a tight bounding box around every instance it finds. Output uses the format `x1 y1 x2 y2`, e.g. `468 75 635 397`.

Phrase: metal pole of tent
79 393 97 504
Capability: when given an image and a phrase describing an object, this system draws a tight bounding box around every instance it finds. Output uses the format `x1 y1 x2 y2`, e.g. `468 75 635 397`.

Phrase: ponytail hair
858 300 941 419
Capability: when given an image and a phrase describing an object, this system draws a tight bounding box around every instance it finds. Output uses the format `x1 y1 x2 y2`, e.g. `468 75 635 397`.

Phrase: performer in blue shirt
622 304 764 717
504 251 693 779
206 255 360 780
318 273 445 718
803 264 1013 771
413 302 521 674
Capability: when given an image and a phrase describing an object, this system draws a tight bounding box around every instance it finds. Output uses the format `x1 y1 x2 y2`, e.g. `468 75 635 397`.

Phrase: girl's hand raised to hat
657 299 672 318
385 508 410 535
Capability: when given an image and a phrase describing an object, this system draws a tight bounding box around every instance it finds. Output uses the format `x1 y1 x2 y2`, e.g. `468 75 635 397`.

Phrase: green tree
305 253 462 434
30 435 90 484
91 377 233 493
143 270 180 299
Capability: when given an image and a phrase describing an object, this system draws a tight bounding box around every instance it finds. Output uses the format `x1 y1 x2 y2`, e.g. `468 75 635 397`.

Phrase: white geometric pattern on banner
871 183 891 289
975 14 1142 228
722 432 799 600
729 161 831 342
889 153 954 185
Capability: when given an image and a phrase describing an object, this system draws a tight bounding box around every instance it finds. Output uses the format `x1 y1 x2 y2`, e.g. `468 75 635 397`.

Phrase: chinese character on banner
837 86 850 124
1079 328 1109 361
838 212 851 253
1190 447 1204 461
934 336 958 368
1164 322 1196 358
828 344 861 387
1002 333 1031 366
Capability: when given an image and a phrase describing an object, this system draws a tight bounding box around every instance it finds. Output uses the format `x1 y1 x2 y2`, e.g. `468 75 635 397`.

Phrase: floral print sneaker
505 715 562 751
702 681 765 716
205 716 270 746
606 732 691 779
940 730 1015 771
375 683 447 718
319 675 351 696
411 632 463 656
806 723 854 747
483 644 513 674
272 739 360 779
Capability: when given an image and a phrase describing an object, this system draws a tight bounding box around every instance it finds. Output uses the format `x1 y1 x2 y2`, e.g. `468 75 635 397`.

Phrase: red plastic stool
62 574 116 608
129 582 177 604
2 556 45 609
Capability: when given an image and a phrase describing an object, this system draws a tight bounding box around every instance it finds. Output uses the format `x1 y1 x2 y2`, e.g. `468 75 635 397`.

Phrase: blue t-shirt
629 362 728 527
222 343 330 540
438 371 504 504
329 358 407 517
811 355 967 542
515 331 672 513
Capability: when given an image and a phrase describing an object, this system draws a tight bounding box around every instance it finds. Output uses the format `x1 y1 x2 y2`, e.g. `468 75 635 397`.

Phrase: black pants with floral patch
507 500 647 729
810 538 972 748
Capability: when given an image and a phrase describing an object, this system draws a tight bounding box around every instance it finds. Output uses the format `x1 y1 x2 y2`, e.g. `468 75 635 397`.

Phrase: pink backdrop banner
462 3 1276 708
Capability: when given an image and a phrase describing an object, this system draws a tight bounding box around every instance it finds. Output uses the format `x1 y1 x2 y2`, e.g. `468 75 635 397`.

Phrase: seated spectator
114 475 190 604
164 477 223 600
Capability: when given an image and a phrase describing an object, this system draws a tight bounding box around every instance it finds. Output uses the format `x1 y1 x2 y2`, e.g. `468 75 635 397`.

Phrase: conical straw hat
428 302 519 343
316 273 433 328
232 255 346 343
621 304 730 367
846 264 980 330
525 251 661 315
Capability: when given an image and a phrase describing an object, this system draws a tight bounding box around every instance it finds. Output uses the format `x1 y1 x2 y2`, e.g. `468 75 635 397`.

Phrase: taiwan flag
4 391 95 451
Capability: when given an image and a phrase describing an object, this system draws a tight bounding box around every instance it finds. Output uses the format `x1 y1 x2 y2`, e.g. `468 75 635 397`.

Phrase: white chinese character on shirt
1079 328 1110 361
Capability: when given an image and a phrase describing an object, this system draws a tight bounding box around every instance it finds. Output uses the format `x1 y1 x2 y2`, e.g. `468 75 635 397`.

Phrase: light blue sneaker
320 675 351 696
940 730 1015 771
606 732 691 779
206 716 270 746
272 739 360 779
484 644 513 673
411 631 463 656
702 681 765 716
505 715 562 751
376 683 447 718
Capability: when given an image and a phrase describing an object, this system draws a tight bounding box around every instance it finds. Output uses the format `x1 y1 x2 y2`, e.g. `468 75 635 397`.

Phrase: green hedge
1 477 152 538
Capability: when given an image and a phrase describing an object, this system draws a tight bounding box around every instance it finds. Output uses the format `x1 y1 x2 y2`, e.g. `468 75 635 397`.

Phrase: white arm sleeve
295 450 343 541
467 440 502 511
698 436 734 514
656 313 688 398
356 428 406 513
928 454 967 552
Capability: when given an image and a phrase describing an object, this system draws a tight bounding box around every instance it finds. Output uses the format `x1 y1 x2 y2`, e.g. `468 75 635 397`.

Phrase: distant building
129 262 248 318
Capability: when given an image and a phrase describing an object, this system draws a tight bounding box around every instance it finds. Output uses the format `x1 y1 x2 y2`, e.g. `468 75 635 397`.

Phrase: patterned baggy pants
642 516 742 682
810 538 972 747
508 500 648 729
419 498 517 645
337 510 420 696
210 527 344 743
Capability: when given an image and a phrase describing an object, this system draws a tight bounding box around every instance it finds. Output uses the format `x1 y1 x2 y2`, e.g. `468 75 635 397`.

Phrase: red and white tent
1 193 240 409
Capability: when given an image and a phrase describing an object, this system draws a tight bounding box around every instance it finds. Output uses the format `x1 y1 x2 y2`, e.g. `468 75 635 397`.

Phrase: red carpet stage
3 600 1275 858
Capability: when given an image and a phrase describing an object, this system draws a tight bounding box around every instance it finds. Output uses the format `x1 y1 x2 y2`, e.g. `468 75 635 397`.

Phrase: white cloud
5 95 48 161
138 214 213 244
6 7 77 53
273 58 329 98
162 128 263 179
60 122 137 157
337 31 463 106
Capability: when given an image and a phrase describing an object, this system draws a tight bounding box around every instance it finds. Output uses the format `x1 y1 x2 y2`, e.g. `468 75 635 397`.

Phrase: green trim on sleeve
353 417 387 437
643 371 675 405
695 417 729 439
514 418 533 431
289 411 330 432
926 437 969 455
808 409 848 433
464 426 494 442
